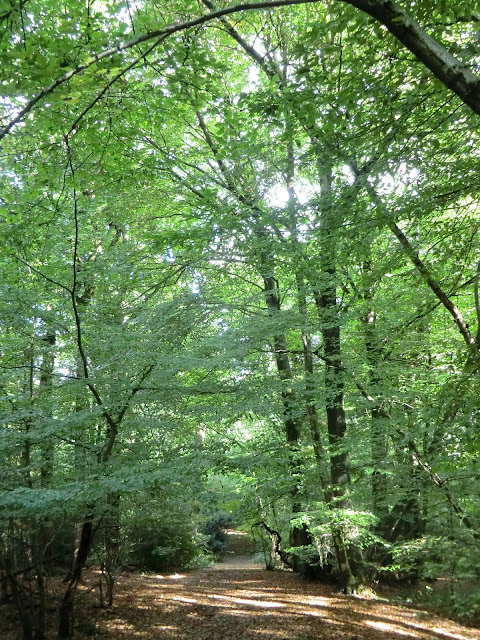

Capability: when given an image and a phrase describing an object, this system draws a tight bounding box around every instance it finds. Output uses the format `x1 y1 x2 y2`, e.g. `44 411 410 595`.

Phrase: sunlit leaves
1 3 480 612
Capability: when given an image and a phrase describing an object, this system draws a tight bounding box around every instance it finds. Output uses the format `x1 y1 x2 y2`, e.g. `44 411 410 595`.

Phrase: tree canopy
1 1 480 637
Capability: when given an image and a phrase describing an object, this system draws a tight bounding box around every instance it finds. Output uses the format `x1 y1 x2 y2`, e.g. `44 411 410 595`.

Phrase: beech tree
1 0 480 637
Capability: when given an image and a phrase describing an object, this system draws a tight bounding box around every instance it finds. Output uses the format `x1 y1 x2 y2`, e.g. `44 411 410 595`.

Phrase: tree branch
12 255 72 293
4 0 480 141
345 0 480 116
352 166 478 356
201 0 276 78
65 138 118 440
253 521 294 567
0 0 321 140
0 0 30 24
116 364 155 425
67 36 167 137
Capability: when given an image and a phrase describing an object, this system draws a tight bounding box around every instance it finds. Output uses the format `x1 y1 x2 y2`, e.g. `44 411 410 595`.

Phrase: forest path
210 529 259 570
88 532 479 640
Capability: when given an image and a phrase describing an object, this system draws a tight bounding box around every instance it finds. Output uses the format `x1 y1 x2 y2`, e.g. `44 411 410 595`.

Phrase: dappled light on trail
89 560 478 640
2 535 476 639
364 619 475 640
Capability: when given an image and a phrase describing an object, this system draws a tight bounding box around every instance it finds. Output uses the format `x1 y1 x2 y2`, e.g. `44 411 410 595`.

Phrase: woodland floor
2 532 479 640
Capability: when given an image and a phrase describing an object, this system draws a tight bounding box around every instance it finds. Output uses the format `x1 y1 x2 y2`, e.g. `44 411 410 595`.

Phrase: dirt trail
2 532 479 639
210 530 258 570
89 532 479 640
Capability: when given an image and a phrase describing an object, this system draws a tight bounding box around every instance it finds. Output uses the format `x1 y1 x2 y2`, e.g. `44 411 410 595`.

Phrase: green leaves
1 0 480 610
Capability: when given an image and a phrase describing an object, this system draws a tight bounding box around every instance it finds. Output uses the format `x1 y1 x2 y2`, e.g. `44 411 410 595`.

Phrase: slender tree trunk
9 330 49 640
361 265 425 546
39 329 56 487
2 561 34 640
311 168 358 592
32 328 57 638
58 516 94 639
102 494 121 607
296 274 328 475
313 282 357 592
261 270 312 569
66 357 92 584
361 261 389 522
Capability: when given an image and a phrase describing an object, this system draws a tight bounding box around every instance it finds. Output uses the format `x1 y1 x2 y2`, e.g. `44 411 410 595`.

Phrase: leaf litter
2 551 479 640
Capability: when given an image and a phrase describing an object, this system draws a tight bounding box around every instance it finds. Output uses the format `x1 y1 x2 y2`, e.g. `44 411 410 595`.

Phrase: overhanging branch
3 0 480 141
0 0 321 140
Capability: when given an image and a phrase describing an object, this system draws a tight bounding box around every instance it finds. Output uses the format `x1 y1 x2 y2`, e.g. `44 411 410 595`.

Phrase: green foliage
1 0 480 629
389 534 480 583
432 585 480 621
201 511 233 554
124 506 198 571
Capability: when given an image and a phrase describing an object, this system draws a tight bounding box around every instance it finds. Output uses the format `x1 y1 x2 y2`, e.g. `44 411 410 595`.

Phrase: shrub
124 511 197 570
201 511 232 555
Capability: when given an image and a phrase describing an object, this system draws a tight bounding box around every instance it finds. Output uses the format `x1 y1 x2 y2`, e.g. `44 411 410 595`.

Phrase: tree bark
58 516 93 639
102 495 121 607
313 171 351 507
311 169 358 592
262 270 314 570
39 329 56 486
343 0 480 116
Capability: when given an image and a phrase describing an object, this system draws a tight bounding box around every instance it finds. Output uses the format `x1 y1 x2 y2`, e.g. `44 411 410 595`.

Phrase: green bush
429 583 480 620
124 511 197 570
384 534 480 622
201 511 232 554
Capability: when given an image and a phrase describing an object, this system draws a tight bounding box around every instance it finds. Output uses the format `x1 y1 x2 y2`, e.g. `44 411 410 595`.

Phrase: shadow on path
91 532 478 640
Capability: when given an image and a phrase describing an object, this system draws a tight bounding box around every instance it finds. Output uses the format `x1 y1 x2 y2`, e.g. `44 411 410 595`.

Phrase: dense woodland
1 0 480 638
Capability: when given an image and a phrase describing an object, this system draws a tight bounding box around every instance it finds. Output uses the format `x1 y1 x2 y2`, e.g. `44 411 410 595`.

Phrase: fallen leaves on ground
94 563 478 640
2 552 478 640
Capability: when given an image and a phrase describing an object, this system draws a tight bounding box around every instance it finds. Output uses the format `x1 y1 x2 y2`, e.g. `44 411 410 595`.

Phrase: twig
0 0 322 140
12 255 71 293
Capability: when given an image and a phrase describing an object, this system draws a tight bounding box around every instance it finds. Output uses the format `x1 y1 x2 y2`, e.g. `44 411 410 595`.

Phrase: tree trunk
66 357 92 584
262 270 314 571
313 284 358 592
296 274 329 477
39 329 56 487
362 261 389 522
311 169 358 592
58 516 93 639
102 494 121 607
